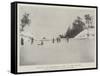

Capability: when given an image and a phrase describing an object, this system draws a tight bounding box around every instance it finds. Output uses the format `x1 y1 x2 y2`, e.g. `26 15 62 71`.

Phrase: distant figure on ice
52 38 55 43
56 37 61 43
31 37 34 44
21 37 24 46
59 38 61 42
66 37 69 43
41 40 44 45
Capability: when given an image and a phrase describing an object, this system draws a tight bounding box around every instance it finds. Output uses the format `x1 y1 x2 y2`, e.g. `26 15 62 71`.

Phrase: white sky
18 4 96 39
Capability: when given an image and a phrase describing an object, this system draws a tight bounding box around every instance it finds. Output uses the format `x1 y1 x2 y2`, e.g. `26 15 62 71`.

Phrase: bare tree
84 14 92 37
20 13 30 32
20 13 31 46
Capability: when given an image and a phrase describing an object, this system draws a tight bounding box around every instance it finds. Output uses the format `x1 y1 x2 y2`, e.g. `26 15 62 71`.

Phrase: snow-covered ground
20 37 96 65
75 28 95 39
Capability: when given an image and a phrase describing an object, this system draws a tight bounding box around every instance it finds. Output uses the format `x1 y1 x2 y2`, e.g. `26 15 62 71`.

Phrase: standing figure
21 37 24 46
52 38 55 43
57 37 60 43
56 38 58 43
67 37 69 43
31 37 34 44
41 40 44 45
58 37 61 42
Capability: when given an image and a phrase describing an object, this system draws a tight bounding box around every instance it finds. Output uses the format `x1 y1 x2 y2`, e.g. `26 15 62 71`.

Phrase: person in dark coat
31 37 34 44
21 37 24 46
41 40 44 45
52 38 55 43
56 37 61 43
66 36 69 42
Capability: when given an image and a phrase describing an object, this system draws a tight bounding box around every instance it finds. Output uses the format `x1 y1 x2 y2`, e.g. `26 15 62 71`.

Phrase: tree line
19 13 94 46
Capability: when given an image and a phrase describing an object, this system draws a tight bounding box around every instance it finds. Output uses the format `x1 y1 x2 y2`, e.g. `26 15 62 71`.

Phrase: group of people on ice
21 36 69 46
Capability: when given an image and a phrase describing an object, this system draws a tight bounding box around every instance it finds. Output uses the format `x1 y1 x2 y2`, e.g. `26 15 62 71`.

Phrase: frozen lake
20 38 95 65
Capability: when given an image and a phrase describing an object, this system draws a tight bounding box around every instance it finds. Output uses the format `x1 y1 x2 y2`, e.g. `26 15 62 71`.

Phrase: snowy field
20 38 95 65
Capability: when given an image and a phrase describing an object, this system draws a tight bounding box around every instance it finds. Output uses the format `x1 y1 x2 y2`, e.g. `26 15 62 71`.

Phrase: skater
67 37 69 42
41 40 44 45
56 37 61 43
56 38 59 43
58 37 61 42
52 38 55 43
31 37 34 44
21 37 24 46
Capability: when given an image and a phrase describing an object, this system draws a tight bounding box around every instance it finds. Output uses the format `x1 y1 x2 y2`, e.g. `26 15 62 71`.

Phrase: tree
84 14 92 37
65 16 85 38
20 13 31 46
84 14 92 25
20 13 30 32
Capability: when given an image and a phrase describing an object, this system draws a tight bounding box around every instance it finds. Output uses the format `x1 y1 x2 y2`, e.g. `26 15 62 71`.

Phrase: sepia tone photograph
18 3 96 66
11 2 97 73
